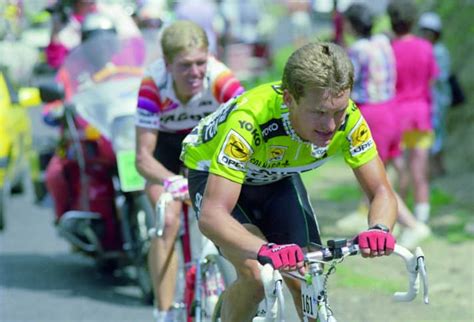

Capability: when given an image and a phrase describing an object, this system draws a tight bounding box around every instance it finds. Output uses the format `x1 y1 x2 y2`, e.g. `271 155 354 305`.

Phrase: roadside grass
302 157 474 293
328 265 401 294
302 155 472 243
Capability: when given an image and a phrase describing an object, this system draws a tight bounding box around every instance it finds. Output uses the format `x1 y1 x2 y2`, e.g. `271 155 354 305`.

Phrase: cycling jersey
181 82 378 185
135 56 244 134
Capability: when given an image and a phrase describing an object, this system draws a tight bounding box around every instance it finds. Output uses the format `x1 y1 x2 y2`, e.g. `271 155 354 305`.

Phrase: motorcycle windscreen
57 32 145 140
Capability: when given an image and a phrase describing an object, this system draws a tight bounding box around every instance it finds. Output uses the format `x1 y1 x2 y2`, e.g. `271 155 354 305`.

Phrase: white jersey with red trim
135 56 244 133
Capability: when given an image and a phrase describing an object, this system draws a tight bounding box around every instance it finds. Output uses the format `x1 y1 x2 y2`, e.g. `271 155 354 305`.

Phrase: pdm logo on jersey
348 117 374 156
218 130 253 171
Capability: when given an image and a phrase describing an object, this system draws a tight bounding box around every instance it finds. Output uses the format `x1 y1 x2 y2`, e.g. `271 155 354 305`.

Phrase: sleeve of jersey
342 109 378 168
208 58 245 103
135 76 161 129
209 110 256 184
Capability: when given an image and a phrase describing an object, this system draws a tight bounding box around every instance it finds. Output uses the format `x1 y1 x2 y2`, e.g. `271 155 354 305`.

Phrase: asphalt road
0 106 153 322
1 107 299 322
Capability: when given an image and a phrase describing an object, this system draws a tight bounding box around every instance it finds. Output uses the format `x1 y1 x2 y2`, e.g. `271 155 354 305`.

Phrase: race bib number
301 281 317 319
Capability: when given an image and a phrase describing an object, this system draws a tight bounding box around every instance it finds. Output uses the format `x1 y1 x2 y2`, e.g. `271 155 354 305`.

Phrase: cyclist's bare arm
135 126 175 184
198 173 266 261
353 157 397 229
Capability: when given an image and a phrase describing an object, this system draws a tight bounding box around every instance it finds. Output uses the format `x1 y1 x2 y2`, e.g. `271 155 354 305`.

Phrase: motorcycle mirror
39 82 65 103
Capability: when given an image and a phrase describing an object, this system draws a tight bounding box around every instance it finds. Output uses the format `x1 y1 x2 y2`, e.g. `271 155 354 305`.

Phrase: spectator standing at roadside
387 0 438 223
341 3 430 248
418 12 452 177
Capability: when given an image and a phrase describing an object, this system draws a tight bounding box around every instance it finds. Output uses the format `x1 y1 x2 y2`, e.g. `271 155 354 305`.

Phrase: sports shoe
397 222 431 250
153 308 180 322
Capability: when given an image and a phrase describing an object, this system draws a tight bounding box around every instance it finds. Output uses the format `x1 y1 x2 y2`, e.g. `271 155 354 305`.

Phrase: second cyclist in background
134 20 244 322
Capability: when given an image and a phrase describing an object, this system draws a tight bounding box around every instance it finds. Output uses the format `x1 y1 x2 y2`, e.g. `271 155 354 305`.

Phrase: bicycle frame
149 192 226 322
255 239 429 322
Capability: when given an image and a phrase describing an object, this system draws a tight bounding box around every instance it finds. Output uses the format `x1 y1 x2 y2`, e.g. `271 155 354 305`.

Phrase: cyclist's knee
163 201 181 230
233 260 265 300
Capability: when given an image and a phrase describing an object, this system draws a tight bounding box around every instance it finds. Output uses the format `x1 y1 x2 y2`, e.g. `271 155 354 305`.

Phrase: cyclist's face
285 88 350 147
167 48 208 103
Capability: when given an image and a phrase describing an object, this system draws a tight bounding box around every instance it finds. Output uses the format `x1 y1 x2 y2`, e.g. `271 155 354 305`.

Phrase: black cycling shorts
187 170 322 248
153 131 188 174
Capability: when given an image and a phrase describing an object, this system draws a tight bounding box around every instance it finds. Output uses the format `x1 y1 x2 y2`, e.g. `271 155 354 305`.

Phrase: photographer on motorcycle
45 0 141 69
43 13 144 251
134 20 244 322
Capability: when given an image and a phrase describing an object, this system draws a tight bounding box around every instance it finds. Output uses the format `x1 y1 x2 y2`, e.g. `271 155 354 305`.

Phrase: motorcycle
38 32 154 303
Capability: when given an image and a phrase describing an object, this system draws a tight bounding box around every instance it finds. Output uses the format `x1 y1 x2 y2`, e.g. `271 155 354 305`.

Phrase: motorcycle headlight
111 115 136 151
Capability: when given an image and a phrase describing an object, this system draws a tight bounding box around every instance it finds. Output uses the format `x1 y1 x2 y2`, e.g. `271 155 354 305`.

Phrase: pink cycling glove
163 175 188 200
257 243 304 270
355 229 396 254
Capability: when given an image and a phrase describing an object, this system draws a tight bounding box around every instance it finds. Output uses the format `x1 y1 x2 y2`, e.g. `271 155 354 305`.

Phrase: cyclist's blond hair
281 42 354 102
161 20 209 63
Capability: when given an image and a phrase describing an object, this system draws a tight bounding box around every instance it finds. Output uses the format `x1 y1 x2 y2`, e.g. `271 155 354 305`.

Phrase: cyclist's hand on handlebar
354 228 395 258
163 175 189 200
257 243 305 275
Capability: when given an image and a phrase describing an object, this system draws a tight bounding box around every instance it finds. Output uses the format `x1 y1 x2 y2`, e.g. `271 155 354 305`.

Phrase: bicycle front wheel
200 254 235 322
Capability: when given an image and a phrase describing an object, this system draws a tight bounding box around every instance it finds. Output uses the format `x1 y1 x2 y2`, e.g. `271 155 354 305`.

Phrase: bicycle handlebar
304 241 429 304
147 192 173 238
147 192 194 239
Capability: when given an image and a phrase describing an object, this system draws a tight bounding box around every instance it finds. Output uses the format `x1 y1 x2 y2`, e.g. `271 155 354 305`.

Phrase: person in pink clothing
45 0 97 69
388 0 438 223
341 2 431 249
45 0 142 70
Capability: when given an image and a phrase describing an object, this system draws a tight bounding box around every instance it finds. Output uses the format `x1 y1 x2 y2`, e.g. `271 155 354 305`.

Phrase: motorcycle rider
43 13 124 250
134 20 244 322
45 0 141 69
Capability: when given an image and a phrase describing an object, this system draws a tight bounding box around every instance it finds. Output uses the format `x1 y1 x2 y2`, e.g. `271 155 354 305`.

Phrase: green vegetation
330 265 402 294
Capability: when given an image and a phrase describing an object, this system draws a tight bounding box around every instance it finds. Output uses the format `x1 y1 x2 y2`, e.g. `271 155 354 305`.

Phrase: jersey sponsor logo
348 117 374 156
245 158 331 184
198 100 213 107
350 101 357 112
218 130 253 171
238 120 261 146
160 111 211 124
337 114 349 132
260 119 286 142
268 145 287 162
202 100 237 142
137 108 154 117
310 146 328 159
271 84 283 95
136 109 159 127
249 158 290 168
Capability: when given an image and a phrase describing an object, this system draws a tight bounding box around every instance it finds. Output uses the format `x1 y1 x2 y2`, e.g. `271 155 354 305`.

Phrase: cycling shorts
153 131 188 174
187 170 322 247
402 130 434 149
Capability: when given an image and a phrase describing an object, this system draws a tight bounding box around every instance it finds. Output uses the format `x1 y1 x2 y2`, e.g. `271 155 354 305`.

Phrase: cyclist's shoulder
206 56 245 102
235 81 283 115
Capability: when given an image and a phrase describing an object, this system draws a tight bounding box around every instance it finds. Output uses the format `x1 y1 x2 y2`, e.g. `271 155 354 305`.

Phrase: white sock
153 308 168 322
415 203 430 223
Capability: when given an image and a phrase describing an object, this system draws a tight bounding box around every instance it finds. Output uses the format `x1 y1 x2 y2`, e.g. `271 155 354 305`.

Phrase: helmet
418 12 442 32
81 12 116 41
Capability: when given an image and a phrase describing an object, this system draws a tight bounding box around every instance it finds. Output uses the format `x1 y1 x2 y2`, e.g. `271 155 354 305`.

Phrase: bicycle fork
303 263 336 322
